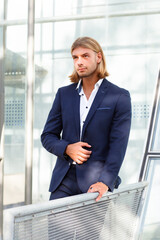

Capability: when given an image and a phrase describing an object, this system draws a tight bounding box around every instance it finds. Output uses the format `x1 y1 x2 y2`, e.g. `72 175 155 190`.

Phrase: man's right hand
65 142 92 164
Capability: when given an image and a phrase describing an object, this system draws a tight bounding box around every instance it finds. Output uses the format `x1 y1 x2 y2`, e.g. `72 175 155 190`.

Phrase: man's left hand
87 182 109 202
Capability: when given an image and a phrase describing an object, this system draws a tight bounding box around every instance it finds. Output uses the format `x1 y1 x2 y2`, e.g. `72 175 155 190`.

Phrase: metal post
139 70 160 181
25 0 35 205
0 0 5 238
0 23 4 240
0 43 4 240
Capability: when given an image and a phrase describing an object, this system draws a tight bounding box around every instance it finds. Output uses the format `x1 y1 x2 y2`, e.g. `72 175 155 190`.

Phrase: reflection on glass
4 26 27 206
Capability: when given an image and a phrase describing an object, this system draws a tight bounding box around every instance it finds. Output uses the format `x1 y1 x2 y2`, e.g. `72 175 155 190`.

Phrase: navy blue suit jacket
41 79 131 193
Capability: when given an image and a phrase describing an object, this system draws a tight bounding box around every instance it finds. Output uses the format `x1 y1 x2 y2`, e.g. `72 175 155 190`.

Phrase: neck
82 76 99 92
82 76 100 100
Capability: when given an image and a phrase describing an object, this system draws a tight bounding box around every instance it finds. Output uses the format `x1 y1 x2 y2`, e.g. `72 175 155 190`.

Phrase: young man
41 37 131 202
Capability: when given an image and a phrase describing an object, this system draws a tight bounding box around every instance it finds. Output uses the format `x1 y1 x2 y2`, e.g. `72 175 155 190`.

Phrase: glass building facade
0 0 160 239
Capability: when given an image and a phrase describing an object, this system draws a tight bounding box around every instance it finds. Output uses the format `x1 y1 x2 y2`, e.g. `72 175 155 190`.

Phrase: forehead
72 47 95 56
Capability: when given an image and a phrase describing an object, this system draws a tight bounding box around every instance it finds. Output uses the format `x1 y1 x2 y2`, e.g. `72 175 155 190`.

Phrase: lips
78 68 86 71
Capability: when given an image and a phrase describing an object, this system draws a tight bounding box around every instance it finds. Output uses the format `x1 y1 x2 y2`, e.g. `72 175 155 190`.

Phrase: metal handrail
3 181 148 240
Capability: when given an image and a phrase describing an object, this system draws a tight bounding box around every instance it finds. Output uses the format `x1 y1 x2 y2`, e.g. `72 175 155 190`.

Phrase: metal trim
0 48 4 240
0 0 5 238
0 8 160 27
147 152 160 156
139 70 160 181
25 0 35 205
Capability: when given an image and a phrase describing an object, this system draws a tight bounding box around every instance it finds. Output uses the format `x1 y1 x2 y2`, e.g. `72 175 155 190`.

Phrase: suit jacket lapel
81 79 109 139
73 86 81 140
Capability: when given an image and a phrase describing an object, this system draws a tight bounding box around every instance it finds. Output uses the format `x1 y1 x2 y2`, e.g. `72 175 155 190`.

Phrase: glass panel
109 52 160 183
33 15 107 202
35 0 107 18
34 0 160 203
140 159 160 239
6 0 28 20
107 2 160 184
4 25 27 206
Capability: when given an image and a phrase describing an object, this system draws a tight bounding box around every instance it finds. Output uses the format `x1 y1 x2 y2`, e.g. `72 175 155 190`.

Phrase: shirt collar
95 78 103 88
76 78 103 95
76 79 82 94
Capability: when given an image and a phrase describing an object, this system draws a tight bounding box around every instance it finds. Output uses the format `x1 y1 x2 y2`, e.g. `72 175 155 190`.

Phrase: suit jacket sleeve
41 89 69 160
98 91 131 191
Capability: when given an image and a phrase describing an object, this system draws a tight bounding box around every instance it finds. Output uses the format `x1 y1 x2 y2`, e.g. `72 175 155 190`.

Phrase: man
41 36 131 202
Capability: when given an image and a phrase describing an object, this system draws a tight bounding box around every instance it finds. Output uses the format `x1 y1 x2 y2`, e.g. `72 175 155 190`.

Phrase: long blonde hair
69 37 109 83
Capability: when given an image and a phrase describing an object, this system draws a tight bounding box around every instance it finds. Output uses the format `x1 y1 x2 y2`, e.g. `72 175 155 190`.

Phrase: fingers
80 148 92 156
74 155 89 164
78 149 91 159
66 141 92 164
87 182 109 202
77 153 91 163
77 155 88 162
80 142 92 148
96 193 103 202
79 142 92 160
75 159 83 164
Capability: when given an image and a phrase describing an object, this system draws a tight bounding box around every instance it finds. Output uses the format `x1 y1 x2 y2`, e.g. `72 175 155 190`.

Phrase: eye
72 56 78 60
84 54 89 58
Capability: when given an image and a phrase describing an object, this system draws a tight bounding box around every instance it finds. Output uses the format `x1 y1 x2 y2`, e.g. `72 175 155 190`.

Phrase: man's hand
87 182 109 202
65 141 92 164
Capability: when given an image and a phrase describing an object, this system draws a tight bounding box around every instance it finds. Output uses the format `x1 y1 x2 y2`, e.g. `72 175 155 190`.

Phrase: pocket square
97 107 111 110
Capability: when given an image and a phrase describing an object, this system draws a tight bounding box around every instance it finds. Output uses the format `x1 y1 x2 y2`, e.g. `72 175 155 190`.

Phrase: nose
77 57 83 65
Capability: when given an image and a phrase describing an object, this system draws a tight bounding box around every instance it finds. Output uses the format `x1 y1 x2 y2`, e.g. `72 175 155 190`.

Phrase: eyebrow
72 52 90 57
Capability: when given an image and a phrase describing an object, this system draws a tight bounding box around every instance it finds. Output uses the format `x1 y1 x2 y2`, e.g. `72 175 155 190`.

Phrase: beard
77 66 98 79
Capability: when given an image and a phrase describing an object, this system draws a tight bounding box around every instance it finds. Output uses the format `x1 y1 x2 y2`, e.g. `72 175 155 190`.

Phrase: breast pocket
95 107 112 123
97 107 111 110
92 107 113 132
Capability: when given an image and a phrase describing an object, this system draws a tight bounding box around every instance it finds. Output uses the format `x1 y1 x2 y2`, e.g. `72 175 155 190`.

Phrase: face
72 47 102 79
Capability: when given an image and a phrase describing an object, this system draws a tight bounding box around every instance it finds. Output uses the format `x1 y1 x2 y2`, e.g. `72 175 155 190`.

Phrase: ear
97 52 102 64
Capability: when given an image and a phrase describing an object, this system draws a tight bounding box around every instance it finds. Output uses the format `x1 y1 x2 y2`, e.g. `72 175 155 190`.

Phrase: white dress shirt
77 79 103 139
